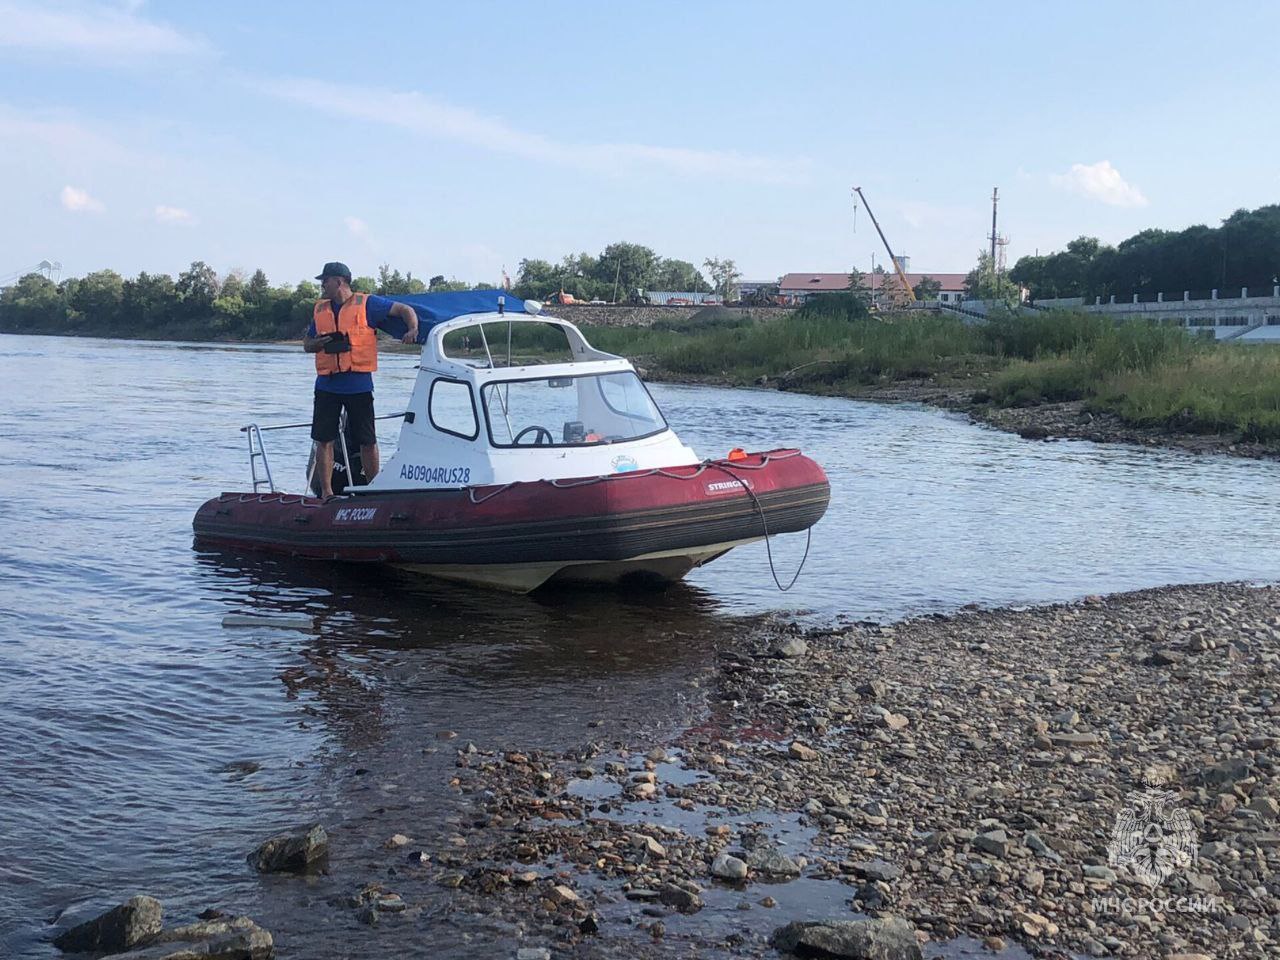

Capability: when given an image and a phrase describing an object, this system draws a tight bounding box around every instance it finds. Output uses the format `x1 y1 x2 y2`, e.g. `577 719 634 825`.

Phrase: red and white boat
193 292 829 592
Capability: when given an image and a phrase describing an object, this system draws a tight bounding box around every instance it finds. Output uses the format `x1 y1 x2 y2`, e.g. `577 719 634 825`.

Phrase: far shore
11 324 1280 462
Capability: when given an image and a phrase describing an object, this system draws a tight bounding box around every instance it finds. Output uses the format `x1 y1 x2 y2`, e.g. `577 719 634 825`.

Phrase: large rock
711 852 749 880
1196 758 1252 787
657 883 703 913
746 845 802 877
53 895 163 953
848 859 901 882
776 637 809 658
771 917 922 959
107 916 273 959
247 824 329 873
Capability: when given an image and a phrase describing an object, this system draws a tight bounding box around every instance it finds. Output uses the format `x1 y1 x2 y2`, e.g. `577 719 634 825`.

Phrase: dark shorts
311 390 377 445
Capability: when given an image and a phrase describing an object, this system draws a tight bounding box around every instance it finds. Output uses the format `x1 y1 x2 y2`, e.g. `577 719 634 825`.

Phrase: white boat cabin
361 302 700 491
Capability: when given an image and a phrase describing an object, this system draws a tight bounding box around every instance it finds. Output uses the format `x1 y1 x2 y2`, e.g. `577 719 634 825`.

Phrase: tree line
1010 204 1280 301
0 241 740 340
511 242 738 302
0 262 484 341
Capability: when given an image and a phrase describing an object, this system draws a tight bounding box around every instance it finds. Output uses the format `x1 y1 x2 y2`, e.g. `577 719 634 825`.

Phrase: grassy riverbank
584 303 1280 443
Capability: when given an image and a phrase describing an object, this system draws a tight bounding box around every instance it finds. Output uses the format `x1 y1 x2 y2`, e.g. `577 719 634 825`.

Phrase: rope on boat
540 449 813 592
704 461 812 593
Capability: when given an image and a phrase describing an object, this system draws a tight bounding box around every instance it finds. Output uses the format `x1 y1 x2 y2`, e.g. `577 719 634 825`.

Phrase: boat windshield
481 371 667 447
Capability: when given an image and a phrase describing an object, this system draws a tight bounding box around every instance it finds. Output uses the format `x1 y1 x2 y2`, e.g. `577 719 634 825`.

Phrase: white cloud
0 1 211 60
1050 161 1148 208
61 185 104 213
154 204 194 224
0 104 143 166
344 215 370 240
258 76 809 184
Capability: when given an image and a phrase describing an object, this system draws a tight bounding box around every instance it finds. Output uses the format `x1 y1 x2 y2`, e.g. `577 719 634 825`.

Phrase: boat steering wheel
513 425 554 446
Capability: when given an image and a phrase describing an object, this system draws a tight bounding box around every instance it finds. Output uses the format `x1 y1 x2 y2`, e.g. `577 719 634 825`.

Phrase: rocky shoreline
311 582 1278 958
51 581 1279 958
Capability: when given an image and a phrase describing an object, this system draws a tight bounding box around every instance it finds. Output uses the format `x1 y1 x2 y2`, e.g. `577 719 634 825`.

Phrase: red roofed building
777 271 969 305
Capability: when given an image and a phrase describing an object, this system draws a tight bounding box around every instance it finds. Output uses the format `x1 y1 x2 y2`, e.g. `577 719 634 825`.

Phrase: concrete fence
1033 289 1280 342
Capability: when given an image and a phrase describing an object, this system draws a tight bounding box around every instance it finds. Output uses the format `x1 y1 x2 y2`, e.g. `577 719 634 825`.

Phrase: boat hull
192 449 829 592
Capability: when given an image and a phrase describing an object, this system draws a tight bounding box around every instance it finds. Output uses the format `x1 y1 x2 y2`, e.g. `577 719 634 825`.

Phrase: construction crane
852 187 915 305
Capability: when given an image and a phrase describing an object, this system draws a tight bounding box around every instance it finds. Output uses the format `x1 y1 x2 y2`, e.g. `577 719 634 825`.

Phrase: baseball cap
315 261 352 282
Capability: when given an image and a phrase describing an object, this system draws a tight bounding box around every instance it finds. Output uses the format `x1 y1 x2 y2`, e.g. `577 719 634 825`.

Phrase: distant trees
1 273 64 328
964 251 1021 303
912 276 942 300
1010 204 1280 300
0 261 332 340
0 241 740 341
846 268 873 311
176 261 219 318
652 258 706 293
702 257 741 299
513 241 712 302
376 264 426 295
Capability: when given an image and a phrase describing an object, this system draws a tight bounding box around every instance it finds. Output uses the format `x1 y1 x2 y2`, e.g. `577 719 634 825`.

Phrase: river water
4 334 1280 957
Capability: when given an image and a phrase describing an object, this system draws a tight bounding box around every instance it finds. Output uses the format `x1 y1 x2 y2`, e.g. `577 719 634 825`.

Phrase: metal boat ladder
244 423 275 493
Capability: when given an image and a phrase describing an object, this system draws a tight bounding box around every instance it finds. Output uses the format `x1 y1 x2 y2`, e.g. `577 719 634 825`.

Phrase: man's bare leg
316 441 335 497
361 443 380 482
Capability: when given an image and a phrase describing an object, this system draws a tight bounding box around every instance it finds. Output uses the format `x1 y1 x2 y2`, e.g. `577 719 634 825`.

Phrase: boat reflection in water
192 542 758 751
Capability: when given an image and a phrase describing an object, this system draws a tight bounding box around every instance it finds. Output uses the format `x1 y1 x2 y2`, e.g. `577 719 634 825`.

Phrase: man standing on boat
302 261 419 497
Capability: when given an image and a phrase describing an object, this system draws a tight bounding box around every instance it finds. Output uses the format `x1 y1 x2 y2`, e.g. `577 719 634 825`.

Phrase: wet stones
548 884 581 906
52 895 163 954
630 833 667 859
771 916 922 960
52 901 273 960
348 883 408 925
246 823 328 873
710 852 749 880
657 882 704 913
112 916 273 959
407 581 1280 960
847 858 901 883
745 845 802 878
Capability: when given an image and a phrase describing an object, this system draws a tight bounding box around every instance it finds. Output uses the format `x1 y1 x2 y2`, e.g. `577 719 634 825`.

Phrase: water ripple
5 335 1280 957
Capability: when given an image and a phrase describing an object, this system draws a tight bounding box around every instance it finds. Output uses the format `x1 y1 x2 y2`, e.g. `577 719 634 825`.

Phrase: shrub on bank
1094 345 1280 439
988 354 1095 404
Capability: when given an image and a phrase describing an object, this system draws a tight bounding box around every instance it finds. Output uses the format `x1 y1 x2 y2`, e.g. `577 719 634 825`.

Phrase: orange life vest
313 294 378 375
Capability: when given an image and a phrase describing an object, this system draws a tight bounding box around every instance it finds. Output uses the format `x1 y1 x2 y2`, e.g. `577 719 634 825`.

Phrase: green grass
589 308 989 384
1094 346 1280 439
580 302 1280 443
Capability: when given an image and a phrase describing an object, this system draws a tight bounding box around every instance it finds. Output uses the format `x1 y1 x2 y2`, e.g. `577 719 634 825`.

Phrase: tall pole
989 187 999 281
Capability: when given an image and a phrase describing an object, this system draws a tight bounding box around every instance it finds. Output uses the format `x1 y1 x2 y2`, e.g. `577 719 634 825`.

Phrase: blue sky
2 0 1276 287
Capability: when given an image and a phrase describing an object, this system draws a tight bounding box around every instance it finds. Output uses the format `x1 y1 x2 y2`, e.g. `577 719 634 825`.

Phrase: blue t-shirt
308 294 401 395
